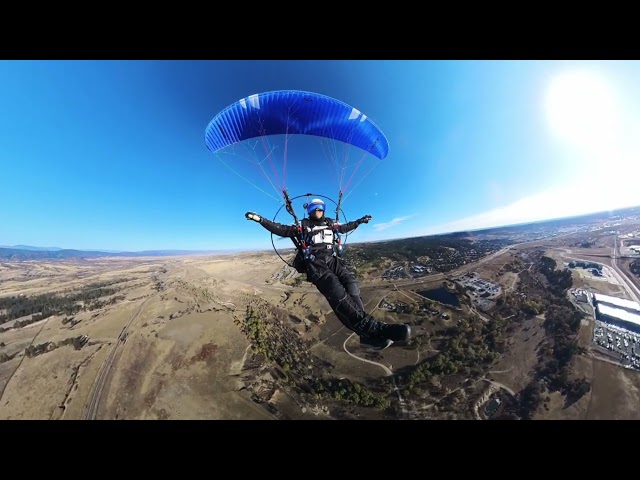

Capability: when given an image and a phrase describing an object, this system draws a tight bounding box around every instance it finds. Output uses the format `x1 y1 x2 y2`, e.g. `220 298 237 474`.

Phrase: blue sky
1 60 639 252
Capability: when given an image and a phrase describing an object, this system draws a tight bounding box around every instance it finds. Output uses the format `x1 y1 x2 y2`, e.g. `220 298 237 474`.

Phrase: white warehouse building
592 292 640 315
595 303 640 334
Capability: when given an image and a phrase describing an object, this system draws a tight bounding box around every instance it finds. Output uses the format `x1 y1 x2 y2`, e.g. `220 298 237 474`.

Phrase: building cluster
455 272 502 299
572 289 590 303
573 289 640 369
379 300 409 313
381 265 408 280
592 292 640 334
378 242 507 280
409 263 432 276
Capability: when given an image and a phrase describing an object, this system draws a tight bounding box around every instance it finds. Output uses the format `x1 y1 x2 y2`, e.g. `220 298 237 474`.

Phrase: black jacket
259 215 361 256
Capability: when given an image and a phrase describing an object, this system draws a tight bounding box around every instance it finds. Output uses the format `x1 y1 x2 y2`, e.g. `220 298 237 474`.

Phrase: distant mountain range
1 245 65 251
0 246 241 261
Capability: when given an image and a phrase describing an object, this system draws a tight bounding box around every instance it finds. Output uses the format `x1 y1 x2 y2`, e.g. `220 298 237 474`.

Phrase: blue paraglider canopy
204 90 389 161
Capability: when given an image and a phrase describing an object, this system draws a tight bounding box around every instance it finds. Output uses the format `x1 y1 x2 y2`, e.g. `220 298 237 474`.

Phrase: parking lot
593 320 640 369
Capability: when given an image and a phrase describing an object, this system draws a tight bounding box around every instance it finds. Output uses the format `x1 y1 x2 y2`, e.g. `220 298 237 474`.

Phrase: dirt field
0 253 294 419
487 313 546 394
551 343 640 420
581 357 640 419
473 251 519 283
498 271 519 291
2 230 640 420
0 251 427 420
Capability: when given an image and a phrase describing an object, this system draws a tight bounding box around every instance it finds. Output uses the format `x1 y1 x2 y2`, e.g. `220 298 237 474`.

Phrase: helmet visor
307 203 325 215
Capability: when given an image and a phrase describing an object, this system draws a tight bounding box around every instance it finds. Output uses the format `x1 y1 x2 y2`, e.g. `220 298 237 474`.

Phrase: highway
611 237 640 305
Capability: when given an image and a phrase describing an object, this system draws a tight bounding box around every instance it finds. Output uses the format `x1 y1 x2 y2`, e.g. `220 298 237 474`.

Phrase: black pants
305 254 372 335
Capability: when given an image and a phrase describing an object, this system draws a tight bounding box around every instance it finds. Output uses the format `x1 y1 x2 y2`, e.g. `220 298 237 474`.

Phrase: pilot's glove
245 212 262 222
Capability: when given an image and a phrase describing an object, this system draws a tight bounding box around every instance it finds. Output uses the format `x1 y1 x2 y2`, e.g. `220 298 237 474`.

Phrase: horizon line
2 203 639 254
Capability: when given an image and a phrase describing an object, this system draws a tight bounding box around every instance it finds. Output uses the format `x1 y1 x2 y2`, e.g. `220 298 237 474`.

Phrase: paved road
561 250 640 306
611 237 640 305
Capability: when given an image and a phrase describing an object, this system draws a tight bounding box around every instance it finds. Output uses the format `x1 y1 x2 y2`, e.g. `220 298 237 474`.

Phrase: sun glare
545 71 622 162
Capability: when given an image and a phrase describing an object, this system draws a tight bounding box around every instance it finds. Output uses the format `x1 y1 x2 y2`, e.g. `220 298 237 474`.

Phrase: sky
1 60 639 252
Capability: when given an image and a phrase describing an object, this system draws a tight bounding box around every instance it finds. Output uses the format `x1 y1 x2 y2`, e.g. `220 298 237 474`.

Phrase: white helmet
306 198 325 215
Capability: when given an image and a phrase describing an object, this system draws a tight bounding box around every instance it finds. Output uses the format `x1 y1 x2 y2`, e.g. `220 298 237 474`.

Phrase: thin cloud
410 183 640 238
373 215 414 232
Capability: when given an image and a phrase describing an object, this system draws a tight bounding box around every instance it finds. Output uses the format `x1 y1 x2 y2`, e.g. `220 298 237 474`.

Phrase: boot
381 323 411 342
357 318 411 350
